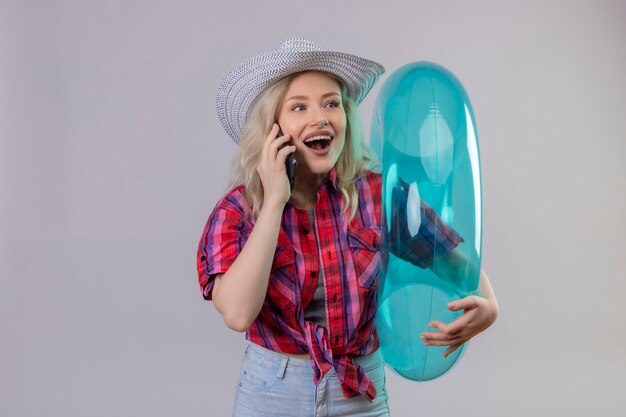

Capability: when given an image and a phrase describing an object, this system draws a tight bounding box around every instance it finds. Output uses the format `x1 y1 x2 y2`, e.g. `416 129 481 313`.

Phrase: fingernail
420 335 425 339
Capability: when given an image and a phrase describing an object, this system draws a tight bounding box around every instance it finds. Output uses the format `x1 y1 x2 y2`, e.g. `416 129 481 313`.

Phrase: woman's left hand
419 295 499 358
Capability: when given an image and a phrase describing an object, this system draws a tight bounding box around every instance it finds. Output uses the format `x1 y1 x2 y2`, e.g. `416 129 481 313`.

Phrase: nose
308 106 329 128
311 117 329 128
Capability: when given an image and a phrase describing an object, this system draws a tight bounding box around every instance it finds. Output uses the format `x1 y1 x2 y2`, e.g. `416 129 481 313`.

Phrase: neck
292 170 329 209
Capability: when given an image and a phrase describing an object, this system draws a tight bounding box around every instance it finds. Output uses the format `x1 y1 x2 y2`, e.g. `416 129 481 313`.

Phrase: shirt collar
286 166 339 209
326 166 339 191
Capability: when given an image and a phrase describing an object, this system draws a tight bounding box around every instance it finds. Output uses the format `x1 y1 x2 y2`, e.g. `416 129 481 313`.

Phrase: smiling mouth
304 136 332 150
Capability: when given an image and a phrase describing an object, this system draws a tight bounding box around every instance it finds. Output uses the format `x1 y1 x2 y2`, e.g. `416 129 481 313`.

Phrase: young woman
197 37 499 416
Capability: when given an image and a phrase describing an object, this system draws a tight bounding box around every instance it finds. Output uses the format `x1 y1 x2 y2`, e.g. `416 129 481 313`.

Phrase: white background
1 0 625 416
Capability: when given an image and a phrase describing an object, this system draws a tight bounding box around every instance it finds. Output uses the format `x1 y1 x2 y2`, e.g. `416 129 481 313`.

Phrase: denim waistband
244 342 384 376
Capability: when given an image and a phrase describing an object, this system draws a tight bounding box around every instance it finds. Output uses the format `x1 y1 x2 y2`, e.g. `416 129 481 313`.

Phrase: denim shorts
232 342 391 417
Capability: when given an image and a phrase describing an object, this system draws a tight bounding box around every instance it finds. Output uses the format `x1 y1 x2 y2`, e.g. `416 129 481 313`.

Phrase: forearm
214 201 284 331
431 248 497 309
431 247 478 290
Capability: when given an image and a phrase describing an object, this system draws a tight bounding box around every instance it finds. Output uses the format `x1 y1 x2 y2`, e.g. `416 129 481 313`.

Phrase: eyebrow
284 92 340 102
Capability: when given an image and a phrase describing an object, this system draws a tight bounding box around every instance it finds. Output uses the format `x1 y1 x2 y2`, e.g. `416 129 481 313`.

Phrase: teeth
305 135 332 143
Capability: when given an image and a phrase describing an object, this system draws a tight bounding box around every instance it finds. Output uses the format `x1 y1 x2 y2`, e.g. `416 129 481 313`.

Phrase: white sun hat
216 37 385 145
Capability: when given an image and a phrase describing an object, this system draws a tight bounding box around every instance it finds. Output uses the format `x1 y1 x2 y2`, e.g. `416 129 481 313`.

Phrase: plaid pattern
197 167 463 403
386 177 465 270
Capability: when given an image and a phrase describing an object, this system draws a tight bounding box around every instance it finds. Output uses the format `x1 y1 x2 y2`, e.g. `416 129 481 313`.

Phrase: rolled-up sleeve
196 202 250 301
389 180 464 269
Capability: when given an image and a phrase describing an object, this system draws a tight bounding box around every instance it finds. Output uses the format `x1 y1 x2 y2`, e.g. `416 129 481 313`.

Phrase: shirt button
200 255 206 261
303 228 309 234
335 336 339 343
333 295 337 302
373 241 379 249
311 271 317 278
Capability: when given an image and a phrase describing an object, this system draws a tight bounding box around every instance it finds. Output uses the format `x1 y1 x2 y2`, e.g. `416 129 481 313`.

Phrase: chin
302 158 335 175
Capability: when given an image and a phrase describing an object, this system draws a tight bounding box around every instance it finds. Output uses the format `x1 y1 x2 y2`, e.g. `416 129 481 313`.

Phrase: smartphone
277 126 297 191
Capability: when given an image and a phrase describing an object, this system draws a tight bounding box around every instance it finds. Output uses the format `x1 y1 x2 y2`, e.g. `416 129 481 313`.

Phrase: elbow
483 292 500 324
226 319 249 333
212 282 256 332
223 313 251 333
491 300 500 322
212 289 249 333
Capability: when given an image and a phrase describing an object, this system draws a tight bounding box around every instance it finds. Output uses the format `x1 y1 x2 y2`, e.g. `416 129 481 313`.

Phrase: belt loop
276 357 288 379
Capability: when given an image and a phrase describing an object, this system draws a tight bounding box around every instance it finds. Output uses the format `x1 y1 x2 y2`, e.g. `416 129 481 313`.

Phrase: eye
292 104 305 112
326 100 340 108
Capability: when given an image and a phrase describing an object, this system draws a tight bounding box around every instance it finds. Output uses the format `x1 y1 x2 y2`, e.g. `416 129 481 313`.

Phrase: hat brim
217 49 385 145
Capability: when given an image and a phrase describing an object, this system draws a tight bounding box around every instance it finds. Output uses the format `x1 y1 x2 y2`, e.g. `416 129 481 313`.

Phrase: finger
276 145 296 163
263 124 282 153
444 312 476 336
275 127 288 140
421 321 451 340
427 320 447 331
421 330 461 342
447 300 463 311
263 123 281 149
427 320 460 336
443 343 465 358
257 123 279 174
270 132 292 153
448 296 479 312
421 323 467 341
426 316 469 338
424 336 463 347
268 134 292 163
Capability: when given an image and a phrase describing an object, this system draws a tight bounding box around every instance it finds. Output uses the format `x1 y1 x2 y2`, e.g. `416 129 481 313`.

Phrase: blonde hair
226 71 378 222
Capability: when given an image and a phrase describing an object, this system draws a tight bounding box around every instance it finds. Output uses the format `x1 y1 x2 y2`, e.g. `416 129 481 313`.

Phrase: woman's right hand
256 123 296 207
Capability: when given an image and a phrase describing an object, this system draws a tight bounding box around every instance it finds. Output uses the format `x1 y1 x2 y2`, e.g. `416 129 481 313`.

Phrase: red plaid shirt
197 167 463 402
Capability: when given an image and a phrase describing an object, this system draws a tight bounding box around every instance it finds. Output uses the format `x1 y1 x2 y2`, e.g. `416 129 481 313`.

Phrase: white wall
1 0 624 416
